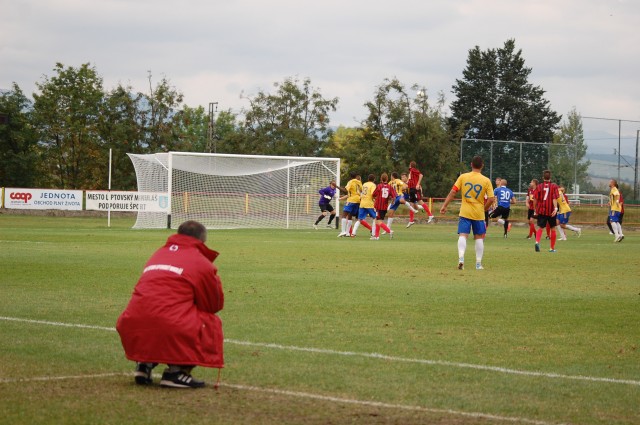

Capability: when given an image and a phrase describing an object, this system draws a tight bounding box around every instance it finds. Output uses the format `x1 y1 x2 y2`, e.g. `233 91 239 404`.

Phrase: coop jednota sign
4 188 83 210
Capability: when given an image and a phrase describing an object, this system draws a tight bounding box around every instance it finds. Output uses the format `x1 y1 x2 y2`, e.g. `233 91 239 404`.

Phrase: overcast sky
2 0 639 153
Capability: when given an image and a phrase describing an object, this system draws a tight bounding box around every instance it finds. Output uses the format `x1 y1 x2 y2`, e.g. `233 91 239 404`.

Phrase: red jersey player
532 170 559 252
371 173 397 240
406 161 434 226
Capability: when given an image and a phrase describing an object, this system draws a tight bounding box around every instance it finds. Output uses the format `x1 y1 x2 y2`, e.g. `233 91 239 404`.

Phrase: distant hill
586 153 636 185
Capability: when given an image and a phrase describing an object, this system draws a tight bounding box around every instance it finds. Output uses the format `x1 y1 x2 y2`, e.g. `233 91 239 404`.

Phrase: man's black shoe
134 362 157 385
160 370 205 388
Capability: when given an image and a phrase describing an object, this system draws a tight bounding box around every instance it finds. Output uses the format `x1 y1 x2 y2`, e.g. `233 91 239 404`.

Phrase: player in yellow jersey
337 172 363 237
440 156 494 270
351 174 376 237
556 185 582 240
608 179 624 242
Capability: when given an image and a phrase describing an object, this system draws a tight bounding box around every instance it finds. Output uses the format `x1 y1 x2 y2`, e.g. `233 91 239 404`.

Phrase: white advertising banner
4 188 83 210
85 191 169 212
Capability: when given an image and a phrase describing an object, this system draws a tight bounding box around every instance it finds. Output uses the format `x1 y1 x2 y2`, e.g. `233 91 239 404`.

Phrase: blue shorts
389 195 405 211
357 207 376 220
457 217 486 236
343 202 359 216
609 210 622 223
557 212 571 224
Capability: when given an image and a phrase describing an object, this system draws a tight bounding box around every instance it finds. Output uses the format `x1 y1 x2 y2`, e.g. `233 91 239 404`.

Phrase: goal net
127 152 341 229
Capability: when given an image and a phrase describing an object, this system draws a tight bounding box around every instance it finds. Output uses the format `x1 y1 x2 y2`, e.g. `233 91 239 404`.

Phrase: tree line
0 39 592 197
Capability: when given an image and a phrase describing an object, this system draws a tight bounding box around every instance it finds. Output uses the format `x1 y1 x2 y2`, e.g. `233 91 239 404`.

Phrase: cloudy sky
2 0 639 154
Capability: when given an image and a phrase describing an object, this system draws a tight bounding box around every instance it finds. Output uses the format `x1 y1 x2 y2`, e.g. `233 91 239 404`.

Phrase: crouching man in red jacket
116 220 224 388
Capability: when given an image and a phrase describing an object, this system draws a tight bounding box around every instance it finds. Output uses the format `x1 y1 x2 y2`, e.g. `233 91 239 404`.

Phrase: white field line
0 372 129 383
0 371 566 425
219 382 566 425
226 339 640 387
1 316 639 387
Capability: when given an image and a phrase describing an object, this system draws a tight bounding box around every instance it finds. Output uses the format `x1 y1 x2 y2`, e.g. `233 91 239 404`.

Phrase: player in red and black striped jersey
406 161 435 225
532 170 559 252
371 173 397 239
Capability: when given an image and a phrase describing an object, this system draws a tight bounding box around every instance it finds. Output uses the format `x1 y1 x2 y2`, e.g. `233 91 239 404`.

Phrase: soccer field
0 215 638 425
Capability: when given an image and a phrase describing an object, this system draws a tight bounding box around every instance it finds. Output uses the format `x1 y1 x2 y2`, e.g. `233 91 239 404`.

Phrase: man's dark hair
178 220 207 242
391 172 398 179
543 170 552 181
471 156 484 169
368 174 375 182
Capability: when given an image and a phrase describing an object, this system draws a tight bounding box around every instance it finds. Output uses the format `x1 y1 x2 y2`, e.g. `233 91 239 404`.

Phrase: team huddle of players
314 161 436 240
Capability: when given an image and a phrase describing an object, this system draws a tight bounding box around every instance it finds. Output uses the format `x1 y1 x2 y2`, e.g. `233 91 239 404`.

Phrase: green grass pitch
0 214 638 424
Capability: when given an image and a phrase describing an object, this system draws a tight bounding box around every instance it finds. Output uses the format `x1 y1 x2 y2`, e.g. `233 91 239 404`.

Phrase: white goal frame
128 152 341 229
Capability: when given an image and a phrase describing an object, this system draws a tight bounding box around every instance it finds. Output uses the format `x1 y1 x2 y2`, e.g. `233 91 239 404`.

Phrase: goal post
127 152 341 229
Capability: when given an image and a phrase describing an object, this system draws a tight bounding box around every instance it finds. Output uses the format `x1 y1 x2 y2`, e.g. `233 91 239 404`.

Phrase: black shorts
527 209 535 220
376 210 388 220
408 188 419 203
320 204 334 213
537 214 557 229
490 206 510 219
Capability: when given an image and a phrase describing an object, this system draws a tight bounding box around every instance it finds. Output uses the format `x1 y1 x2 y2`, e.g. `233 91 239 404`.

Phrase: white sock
566 224 579 232
497 218 505 225
614 222 623 236
457 236 467 262
475 238 484 264
346 220 353 233
340 218 347 233
387 217 394 228
557 226 566 239
612 222 620 236
417 204 425 212
408 203 417 213
352 221 360 235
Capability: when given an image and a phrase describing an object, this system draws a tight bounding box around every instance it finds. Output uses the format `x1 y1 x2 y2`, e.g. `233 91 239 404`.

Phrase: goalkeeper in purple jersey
314 181 338 229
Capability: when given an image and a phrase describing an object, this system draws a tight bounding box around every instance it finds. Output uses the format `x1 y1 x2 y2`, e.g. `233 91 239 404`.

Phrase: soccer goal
127 152 341 229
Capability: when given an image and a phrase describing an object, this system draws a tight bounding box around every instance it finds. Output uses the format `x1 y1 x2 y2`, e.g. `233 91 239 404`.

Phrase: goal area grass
0 214 638 425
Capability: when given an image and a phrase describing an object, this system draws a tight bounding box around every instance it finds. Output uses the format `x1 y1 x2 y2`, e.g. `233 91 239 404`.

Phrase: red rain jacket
116 234 224 368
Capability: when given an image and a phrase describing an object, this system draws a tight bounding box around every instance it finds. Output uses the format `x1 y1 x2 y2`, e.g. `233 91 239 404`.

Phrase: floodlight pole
208 102 218 153
633 130 640 201
618 119 621 181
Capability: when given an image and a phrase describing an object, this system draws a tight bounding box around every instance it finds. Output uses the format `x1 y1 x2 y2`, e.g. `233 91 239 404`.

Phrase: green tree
100 83 145 190
213 110 248 153
142 72 185 152
550 108 591 193
325 126 394 183
100 77 188 189
0 83 39 187
450 39 562 190
172 105 209 152
32 63 105 189
239 76 338 156
358 78 459 197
